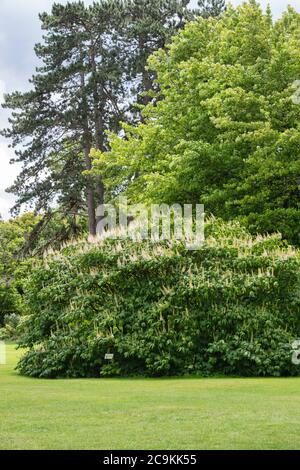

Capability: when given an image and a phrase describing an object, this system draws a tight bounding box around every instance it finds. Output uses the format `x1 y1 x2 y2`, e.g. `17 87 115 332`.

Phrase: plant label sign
105 353 114 361
0 341 6 365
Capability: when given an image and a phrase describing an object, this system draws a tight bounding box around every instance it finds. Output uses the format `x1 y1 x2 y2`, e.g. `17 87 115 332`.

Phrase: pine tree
197 0 226 18
124 0 193 109
2 1 125 239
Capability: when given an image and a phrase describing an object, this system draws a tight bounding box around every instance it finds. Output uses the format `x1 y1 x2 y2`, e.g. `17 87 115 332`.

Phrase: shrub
17 220 300 378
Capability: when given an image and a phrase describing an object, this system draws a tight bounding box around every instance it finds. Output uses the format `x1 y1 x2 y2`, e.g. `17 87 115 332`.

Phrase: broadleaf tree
91 1 300 245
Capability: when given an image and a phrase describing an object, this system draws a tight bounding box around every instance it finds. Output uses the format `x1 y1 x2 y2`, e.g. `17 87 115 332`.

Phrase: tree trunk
80 58 97 236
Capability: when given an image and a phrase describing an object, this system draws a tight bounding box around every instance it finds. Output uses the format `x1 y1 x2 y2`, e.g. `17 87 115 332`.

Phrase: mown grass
1 344 300 450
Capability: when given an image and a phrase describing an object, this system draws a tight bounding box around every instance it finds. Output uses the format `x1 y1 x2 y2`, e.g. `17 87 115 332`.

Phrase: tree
2 1 126 239
123 0 193 110
16 218 300 378
91 1 300 244
1 0 200 245
0 213 38 324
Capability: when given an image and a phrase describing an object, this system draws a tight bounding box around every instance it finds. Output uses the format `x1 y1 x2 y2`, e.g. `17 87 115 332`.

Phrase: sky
0 0 299 220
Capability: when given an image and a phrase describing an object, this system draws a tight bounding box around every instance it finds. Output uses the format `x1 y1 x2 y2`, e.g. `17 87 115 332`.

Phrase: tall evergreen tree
1 0 222 245
91 2 300 246
2 1 125 239
197 0 226 18
124 1 226 110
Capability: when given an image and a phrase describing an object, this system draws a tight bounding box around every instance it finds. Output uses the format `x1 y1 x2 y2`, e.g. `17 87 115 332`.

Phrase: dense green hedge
17 220 300 378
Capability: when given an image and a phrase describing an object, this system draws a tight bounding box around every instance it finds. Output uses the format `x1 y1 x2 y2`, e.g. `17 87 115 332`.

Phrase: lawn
1 344 300 450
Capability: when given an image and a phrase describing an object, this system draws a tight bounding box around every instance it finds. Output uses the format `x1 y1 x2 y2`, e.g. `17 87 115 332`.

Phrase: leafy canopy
91 1 300 244
17 219 300 378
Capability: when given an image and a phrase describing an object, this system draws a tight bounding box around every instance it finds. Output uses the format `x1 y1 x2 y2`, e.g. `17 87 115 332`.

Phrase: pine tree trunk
91 48 105 214
80 59 97 236
84 145 97 236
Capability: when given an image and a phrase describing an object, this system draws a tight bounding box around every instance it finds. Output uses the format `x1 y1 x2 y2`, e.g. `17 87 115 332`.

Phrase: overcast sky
0 0 299 220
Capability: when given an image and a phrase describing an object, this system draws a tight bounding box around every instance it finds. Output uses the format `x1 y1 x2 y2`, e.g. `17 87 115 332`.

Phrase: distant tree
1 0 199 244
197 0 226 18
124 1 225 113
91 2 300 245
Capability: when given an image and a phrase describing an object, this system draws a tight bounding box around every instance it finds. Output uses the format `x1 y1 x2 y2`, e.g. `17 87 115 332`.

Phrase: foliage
2 0 300 385
91 1 300 245
3 344 300 450
0 214 39 325
0 285 20 327
0 211 90 326
2 1 125 237
17 219 300 378
197 0 226 18
1 0 199 241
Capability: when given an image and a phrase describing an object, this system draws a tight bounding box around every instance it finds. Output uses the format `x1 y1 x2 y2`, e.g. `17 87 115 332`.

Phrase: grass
1 344 300 450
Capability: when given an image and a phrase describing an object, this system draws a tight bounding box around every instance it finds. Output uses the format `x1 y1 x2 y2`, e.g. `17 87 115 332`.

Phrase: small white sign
292 340 300 365
105 353 114 361
0 341 6 365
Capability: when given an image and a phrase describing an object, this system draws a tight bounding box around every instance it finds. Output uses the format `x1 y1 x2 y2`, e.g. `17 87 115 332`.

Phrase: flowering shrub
17 220 300 378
